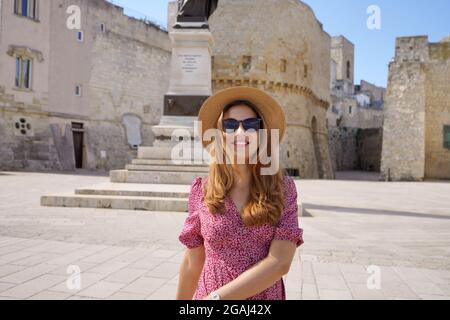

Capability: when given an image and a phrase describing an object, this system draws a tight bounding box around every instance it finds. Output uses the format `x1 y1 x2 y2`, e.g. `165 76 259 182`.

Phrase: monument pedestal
110 29 214 185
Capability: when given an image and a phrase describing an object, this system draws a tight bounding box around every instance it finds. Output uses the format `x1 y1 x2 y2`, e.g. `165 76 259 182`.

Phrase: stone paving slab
0 234 447 300
0 171 449 300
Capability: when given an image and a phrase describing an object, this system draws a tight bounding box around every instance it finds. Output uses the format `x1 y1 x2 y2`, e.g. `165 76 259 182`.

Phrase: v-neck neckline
226 193 248 220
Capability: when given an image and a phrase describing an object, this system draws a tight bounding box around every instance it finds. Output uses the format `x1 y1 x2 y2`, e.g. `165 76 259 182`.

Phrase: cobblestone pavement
0 171 449 300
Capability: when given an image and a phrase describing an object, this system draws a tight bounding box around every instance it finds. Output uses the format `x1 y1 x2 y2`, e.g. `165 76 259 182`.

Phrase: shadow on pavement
303 203 450 220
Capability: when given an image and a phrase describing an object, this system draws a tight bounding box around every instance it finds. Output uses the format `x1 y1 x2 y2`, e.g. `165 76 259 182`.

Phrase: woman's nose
235 123 246 135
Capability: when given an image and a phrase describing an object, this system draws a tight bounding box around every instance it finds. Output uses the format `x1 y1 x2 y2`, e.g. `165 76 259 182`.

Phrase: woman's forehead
223 104 259 118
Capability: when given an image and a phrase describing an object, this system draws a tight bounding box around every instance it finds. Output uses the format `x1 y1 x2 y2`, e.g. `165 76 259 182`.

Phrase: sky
109 0 450 87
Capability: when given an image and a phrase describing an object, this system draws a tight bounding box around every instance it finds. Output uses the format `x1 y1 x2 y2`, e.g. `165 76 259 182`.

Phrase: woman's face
222 104 261 164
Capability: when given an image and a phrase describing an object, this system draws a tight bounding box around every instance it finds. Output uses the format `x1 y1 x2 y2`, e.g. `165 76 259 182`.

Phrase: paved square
0 171 449 300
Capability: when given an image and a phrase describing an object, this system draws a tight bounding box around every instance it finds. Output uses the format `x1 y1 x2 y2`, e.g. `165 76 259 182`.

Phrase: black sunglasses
222 118 262 133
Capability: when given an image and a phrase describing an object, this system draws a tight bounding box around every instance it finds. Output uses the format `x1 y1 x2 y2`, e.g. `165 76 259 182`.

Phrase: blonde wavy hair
202 100 286 228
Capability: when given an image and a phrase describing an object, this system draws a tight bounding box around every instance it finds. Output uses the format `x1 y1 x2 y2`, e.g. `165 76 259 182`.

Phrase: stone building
2 0 335 180
0 0 171 171
328 36 385 172
381 36 450 181
168 0 335 179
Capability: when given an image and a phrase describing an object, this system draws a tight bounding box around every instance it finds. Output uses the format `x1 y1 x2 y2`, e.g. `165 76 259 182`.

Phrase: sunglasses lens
243 118 262 131
223 119 239 132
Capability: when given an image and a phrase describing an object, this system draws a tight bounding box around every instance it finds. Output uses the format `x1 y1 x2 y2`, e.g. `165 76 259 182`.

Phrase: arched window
346 60 351 79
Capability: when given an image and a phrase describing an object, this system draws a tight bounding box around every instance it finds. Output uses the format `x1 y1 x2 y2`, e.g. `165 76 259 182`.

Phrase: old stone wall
0 0 171 171
328 127 358 171
328 127 382 172
173 0 335 179
358 128 382 172
424 40 450 179
381 36 450 181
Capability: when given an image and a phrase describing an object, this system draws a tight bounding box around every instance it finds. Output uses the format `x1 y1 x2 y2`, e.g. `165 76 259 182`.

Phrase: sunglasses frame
222 117 263 133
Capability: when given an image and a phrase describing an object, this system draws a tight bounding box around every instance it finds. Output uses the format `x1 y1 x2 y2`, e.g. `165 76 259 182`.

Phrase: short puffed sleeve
178 177 205 249
274 176 304 247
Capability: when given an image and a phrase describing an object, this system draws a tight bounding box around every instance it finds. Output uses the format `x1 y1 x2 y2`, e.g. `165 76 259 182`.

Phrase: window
346 60 351 79
349 106 352 114
14 0 38 20
15 56 32 89
242 56 251 73
280 59 287 73
75 85 82 97
444 125 450 150
304 64 308 78
100 23 106 33
15 58 20 88
77 31 84 42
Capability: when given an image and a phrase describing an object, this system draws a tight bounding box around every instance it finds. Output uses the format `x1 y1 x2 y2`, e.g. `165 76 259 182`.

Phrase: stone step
152 126 196 138
138 146 209 162
110 170 207 184
75 182 191 198
41 182 308 215
131 159 208 166
0 93 15 101
153 139 199 148
75 188 189 199
41 193 188 212
125 164 208 173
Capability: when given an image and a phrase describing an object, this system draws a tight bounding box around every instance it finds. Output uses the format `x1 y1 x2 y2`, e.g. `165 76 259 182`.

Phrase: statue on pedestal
174 0 219 29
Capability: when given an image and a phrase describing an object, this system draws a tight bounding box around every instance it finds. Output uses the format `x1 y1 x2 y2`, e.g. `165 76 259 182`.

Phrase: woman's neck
232 164 252 188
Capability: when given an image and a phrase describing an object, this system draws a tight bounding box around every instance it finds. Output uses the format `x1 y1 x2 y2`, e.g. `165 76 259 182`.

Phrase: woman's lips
233 141 249 147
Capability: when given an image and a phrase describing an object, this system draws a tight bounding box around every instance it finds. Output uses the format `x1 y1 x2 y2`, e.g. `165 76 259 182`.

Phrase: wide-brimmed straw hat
198 86 286 150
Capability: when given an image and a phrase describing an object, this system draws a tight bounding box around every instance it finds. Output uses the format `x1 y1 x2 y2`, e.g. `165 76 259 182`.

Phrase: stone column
152 29 214 148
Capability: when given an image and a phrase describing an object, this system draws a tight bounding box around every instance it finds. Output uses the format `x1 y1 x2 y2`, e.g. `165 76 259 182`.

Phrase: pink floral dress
178 175 304 300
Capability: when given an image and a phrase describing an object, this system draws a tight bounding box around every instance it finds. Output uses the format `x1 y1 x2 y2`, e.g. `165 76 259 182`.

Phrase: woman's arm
176 245 206 300
204 239 297 300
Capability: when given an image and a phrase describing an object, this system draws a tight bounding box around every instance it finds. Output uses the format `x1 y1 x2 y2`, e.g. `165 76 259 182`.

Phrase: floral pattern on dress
179 175 304 300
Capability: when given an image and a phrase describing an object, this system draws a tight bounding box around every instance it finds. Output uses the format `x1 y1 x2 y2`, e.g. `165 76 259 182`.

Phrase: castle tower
331 36 355 95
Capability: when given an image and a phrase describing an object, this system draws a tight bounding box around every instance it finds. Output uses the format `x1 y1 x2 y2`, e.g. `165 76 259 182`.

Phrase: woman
176 87 304 300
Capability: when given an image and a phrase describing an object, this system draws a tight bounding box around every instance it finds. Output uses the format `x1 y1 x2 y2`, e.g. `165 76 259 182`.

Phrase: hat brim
198 86 286 150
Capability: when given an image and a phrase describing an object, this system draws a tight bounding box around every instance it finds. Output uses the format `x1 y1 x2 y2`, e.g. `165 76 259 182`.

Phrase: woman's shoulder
190 176 208 188
281 175 298 197
189 176 209 199
188 176 207 213
282 174 295 187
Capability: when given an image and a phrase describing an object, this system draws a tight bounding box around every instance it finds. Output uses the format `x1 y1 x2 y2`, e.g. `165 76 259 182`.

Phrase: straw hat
198 86 286 150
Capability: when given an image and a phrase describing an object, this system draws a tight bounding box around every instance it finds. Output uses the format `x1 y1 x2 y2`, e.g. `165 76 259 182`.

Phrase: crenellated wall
381 36 450 181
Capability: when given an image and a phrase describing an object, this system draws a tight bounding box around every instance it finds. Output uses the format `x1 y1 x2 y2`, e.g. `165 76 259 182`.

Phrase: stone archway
311 116 324 179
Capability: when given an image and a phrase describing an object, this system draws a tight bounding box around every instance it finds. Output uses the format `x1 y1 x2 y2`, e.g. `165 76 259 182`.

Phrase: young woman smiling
176 87 304 300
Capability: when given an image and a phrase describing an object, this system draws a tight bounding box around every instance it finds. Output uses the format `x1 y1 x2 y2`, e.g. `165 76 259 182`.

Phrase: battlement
395 36 429 62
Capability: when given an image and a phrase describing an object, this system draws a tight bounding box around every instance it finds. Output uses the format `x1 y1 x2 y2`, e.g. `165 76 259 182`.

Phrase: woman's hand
201 240 296 300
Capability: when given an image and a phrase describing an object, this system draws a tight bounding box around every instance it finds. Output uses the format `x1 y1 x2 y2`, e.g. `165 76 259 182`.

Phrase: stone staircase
40 182 191 212
41 145 209 212
40 123 307 215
